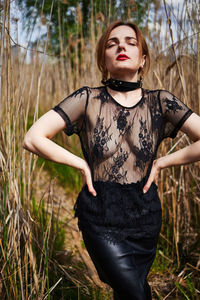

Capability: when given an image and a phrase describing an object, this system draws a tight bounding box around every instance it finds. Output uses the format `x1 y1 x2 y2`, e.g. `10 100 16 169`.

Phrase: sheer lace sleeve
159 90 193 139
53 86 89 136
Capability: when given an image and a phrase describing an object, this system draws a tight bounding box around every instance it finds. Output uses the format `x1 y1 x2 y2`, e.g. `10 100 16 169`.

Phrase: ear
140 55 146 68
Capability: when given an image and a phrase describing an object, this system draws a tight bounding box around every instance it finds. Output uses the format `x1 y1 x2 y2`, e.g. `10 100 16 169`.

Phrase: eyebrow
107 36 138 43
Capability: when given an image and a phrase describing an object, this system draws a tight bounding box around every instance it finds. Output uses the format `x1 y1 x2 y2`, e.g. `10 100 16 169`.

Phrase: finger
85 176 97 196
88 185 97 196
143 181 152 194
143 171 159 193
143 175 154 193
81 167 97 196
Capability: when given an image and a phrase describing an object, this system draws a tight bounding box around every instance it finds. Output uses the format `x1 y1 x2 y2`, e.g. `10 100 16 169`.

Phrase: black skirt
81 227 159 300
74 180 162 299
74 179 162 244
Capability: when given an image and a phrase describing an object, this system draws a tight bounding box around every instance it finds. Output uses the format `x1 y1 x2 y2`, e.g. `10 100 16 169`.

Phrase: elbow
23 134 34 151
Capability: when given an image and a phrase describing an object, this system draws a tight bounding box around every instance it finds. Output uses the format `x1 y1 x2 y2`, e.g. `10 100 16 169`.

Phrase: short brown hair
96 20 150 81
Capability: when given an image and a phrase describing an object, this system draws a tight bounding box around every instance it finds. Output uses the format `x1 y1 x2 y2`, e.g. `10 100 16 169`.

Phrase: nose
117 41 126 52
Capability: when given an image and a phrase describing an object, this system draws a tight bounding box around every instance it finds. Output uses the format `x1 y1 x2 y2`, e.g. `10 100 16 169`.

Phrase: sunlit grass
0 0 199 298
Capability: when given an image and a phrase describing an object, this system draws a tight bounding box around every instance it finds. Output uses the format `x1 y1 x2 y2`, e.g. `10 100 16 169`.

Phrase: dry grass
0 0 199 298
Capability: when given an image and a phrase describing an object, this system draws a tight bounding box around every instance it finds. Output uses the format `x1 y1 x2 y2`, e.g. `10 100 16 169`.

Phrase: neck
102 77 142 92
110 72 138 82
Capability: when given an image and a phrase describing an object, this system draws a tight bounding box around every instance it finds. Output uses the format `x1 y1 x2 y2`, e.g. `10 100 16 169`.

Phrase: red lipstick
116 54 130 61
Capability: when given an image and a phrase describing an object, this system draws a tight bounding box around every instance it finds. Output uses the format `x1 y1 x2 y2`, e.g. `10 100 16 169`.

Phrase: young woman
23 20 200 300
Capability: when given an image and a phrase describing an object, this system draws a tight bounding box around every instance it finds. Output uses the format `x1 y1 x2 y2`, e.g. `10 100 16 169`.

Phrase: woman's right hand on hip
80 162 97 197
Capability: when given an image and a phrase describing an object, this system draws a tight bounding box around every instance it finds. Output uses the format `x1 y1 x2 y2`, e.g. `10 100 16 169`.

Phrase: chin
110 67 137 77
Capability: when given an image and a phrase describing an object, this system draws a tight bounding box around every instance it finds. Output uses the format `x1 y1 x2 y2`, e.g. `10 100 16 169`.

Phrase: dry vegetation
0 0 200 299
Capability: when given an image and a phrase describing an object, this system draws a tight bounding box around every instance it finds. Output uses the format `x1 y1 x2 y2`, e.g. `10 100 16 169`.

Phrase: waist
91 178 158 192
74 179 161 238
75 179 159 216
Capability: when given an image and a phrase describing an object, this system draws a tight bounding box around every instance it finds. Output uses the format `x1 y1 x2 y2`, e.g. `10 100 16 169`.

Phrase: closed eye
128 41 137 46
127 37 138 46
106 43 116 48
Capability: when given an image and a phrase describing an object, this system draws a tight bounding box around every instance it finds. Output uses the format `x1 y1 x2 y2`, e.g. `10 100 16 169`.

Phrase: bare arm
143 112 200 193
23 110 97 196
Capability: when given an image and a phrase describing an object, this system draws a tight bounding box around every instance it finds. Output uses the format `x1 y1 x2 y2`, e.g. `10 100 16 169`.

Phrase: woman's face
105 25 145 79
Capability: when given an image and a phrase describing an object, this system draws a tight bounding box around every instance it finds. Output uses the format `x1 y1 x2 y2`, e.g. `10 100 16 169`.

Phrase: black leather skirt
82 228 159 300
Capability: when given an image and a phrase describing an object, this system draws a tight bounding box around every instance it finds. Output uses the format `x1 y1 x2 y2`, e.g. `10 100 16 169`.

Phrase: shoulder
143 88 162 106
79 85 104 90
143 89 179 106
158 89 178 100
81 86 107 101
143 88 173 97
76 85 105 94
65 85 104 100
66 86 89 99
86 85 105 92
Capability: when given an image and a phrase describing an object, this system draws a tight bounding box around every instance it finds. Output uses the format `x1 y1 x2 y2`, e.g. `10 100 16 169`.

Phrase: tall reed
0 0 199 298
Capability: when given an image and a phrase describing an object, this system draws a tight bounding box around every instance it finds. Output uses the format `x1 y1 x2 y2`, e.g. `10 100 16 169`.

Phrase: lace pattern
74 179 162 243
53 86 193 184
92 116 112 159
102 147 129 182
53 86 193 242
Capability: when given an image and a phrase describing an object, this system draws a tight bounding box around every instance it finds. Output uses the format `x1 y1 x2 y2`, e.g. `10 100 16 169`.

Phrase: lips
116 54 130 61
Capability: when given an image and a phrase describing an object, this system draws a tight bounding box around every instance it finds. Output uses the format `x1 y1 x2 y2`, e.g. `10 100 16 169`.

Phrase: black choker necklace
101 78 142 92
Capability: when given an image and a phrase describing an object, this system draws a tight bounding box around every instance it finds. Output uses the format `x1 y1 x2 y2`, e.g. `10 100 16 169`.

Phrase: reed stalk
0 0 199 298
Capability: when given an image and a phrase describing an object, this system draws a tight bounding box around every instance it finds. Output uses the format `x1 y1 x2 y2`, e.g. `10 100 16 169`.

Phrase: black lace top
53 86 193 243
